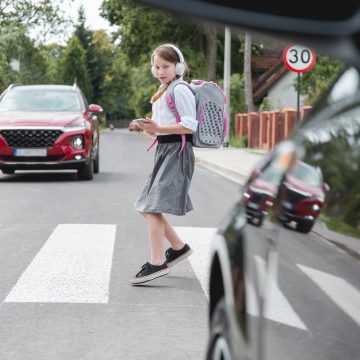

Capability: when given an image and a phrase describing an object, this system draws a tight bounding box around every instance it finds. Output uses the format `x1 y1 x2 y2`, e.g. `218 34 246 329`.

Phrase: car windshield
0 89 83 112
289 162 322 186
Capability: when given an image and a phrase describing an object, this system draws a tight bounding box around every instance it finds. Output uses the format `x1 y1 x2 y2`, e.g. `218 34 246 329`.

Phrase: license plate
248 202 259 209
14 148 47 157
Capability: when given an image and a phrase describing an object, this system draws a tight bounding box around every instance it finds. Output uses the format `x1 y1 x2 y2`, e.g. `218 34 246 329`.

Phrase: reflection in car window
0 89 82 112
288 162 322 187
328 67 360 103
299 104 360 239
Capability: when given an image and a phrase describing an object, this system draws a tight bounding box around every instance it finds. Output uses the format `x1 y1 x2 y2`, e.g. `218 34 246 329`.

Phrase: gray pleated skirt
135 141 195 216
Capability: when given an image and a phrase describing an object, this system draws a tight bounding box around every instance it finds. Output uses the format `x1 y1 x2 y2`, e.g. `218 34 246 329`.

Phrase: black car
141 2 360 360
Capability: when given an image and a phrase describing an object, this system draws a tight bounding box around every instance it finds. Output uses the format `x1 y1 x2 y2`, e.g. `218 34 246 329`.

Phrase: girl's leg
138 211 185 252
162 214 185 250
145 212 166 265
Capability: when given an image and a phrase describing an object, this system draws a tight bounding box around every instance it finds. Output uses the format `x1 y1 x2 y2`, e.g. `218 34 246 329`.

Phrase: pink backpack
147 79 228 155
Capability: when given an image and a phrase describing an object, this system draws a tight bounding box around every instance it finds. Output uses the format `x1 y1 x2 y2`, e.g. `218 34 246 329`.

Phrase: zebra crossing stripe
297 264 360 327
5 224 116 303
174 227 217 299
255 256 307 330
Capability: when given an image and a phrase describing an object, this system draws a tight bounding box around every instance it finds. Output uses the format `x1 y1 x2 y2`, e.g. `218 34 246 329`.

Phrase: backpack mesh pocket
198 101 225 145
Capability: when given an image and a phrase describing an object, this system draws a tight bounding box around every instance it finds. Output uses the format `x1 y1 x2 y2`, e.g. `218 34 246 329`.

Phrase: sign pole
297 72 300 124
283 44 316 124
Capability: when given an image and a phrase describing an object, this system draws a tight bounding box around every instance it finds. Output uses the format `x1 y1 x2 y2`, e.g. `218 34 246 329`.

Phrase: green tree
300 55 344 105
0 27 50 89
90 30 114 104
60 36 92 99
0 0 72 43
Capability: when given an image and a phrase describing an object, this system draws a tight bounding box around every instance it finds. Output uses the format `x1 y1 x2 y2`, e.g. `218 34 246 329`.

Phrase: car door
262 67 360 360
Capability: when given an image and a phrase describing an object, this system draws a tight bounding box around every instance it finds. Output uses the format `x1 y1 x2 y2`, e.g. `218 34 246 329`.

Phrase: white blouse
152 84 198 134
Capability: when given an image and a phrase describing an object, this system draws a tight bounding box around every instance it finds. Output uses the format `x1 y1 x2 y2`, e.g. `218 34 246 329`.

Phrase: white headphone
151 44 185 78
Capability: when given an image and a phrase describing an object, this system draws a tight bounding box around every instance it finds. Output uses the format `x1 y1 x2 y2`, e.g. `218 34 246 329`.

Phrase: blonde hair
150 44 188 104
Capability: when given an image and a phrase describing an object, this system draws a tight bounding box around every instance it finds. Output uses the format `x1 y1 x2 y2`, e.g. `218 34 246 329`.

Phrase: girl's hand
145 130 156 137
137 117 160 133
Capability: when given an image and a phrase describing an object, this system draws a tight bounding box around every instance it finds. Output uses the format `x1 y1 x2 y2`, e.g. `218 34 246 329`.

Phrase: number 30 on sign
283 44 316 73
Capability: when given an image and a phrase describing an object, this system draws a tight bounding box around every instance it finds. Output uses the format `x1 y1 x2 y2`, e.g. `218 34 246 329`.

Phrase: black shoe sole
130 268 170 285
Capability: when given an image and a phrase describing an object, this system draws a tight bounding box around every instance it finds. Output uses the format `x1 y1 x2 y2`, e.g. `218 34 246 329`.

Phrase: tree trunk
203 23 217 80
244 32 254 112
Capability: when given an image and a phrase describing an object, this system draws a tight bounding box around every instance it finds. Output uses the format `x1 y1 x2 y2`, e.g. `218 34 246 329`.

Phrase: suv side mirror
322 182 330 192
89 104 103 113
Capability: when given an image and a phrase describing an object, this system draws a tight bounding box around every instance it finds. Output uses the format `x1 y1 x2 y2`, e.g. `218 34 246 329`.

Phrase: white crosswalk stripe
174 226 217 299
255 256 307 330
174 227 307 329
298 264 360 327
3 223 359 334
5 224 116 303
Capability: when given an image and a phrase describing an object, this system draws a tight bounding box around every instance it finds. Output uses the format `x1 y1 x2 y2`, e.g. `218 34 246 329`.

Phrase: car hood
285 174 324 198
0 112 82 127
250 178 277 197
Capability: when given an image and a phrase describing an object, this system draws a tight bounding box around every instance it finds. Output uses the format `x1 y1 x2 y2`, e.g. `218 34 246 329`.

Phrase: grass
320 213 360 239
229 135 248 148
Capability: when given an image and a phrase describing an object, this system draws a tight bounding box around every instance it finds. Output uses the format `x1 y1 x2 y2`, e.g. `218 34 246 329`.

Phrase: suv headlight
71 135 84 150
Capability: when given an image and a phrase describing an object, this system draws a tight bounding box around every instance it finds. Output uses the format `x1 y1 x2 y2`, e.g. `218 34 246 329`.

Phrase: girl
131 43 197 285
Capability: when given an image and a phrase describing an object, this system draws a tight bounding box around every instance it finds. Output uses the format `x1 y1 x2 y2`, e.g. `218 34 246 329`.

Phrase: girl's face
153 54 176 84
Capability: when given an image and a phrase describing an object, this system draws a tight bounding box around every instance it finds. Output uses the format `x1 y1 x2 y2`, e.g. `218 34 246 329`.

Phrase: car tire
93 147 100 174
206 298 233 360
296 220 314 233
1 169 15 175
77 156 94 180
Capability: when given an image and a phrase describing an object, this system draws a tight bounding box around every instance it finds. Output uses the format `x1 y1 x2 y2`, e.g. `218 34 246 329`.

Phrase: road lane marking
255 256 307 330
298 264 360 327
5 224 116 303
174 227 217 299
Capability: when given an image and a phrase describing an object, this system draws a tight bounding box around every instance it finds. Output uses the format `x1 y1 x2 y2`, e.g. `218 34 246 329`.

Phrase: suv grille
0 129 63 148
286 188 307 204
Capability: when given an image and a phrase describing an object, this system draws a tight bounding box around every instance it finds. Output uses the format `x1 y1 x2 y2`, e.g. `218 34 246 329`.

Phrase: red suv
244 159 329 233
0 84 102 180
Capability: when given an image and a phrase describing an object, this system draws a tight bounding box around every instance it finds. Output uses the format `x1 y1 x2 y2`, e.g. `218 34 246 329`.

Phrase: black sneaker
165 244 193 267
130 262 169 285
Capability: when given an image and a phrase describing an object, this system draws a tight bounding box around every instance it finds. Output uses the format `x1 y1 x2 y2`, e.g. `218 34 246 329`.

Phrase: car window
288 162 322 187
0 89 83 112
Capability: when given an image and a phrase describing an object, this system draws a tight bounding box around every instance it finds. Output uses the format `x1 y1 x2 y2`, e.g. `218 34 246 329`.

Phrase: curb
311 229 360 261
195 157 247 185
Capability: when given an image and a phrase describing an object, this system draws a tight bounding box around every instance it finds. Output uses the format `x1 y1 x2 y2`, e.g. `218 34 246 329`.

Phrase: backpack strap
165 80 193 156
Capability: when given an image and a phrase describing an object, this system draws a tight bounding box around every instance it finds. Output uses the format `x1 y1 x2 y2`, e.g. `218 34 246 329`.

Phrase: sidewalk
193 146 265 184
193 145 360 260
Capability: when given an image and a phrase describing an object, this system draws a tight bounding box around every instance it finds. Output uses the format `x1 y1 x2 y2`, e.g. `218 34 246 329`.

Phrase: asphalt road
0 129 239 360
1 129 359 360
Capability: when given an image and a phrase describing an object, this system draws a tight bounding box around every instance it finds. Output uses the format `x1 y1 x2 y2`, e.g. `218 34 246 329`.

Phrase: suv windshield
0 88 83 112
289 162 322 186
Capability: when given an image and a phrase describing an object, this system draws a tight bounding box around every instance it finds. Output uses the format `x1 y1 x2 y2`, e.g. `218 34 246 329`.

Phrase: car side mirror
89 104 103 113
322 182 330 192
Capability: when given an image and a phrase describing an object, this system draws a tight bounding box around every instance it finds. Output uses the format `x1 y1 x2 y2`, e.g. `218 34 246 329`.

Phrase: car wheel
1 169 15 175
206 298 233 360
93 146 100 174
77 156 94 180
296 219 314 233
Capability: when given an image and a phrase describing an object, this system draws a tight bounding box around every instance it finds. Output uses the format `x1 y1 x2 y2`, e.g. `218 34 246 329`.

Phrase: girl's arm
138 118 194 134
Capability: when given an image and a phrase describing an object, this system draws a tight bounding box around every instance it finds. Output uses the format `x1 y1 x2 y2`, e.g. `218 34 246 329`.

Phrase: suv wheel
77 156 94 180
296 219 314 233
206 298 233 360
93 146 100 174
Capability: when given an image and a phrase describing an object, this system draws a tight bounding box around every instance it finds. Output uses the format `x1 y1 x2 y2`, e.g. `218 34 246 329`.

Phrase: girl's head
151 44 188 85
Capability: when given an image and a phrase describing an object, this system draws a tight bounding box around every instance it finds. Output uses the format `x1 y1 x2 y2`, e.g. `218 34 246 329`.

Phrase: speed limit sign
283 44 316 73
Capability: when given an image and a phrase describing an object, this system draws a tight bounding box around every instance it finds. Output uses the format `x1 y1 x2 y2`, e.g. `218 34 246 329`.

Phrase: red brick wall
235 106 312 149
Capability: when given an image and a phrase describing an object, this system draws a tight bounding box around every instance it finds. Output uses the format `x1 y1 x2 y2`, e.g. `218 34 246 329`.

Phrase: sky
43 0 117 44
68 0 113 31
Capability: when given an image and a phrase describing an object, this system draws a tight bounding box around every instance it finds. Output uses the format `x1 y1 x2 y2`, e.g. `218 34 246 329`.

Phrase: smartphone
132 118 150 123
